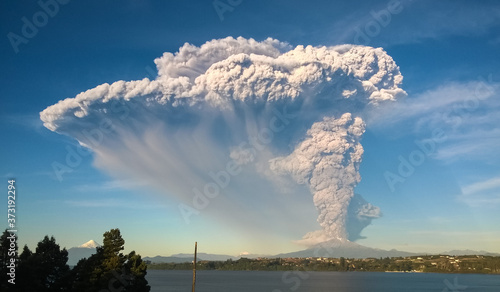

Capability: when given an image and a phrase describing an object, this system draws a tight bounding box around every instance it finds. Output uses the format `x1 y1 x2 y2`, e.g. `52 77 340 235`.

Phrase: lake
146 270 500 291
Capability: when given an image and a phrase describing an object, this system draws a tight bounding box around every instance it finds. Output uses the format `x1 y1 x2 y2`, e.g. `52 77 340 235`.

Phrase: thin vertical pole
192 242 197 292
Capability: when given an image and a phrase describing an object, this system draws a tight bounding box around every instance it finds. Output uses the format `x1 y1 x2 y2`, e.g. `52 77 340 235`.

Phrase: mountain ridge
143 241 500 264
67 240 500 265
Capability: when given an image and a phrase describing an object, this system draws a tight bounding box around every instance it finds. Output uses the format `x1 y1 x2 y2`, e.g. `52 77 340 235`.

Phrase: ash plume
270 114 367 243
40 37 404 245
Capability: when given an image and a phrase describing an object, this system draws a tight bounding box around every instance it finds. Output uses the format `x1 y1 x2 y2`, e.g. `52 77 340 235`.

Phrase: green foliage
70 228 150 292
4 228 149 292
149 255 500 274
70 250 105 291
102 229 125 258
0 230 16 290
16 235 71 291
123 251 150 291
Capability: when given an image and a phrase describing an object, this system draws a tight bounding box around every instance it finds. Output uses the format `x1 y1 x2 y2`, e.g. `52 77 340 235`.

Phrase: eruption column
270 113 365 241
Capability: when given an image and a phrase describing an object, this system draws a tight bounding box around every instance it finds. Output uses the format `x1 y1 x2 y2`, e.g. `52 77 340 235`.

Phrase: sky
1 0 500 257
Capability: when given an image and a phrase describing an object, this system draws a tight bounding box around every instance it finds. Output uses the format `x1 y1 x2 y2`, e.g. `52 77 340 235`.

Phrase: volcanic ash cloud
40 37 404 245
270 113 366 243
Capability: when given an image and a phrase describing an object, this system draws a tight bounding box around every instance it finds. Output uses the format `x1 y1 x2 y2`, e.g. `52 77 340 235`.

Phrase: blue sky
1 0 500 257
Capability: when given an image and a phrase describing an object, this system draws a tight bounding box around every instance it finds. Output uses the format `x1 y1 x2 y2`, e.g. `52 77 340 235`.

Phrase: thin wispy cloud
367 79 500 164
435 129 500 162
367 81 498 128
324 0 500 46
72 179 148 193
462 176 500 196
65 198 163 209
397 1 500 42
457 176 500 208
2 113 47 133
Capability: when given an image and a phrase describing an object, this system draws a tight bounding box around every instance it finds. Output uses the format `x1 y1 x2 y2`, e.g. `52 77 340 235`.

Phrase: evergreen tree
16 236 70 291
70 228 150 292
124 251 150 292
0 230 17 290
37 236 70 290
70 254 104 292
17 245 39 291
4 229 149 291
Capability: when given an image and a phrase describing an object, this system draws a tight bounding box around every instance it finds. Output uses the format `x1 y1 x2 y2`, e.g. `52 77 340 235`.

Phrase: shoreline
146 254 500 275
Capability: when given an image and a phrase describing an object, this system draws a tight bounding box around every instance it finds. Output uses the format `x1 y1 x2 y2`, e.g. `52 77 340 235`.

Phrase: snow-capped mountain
79 239 100 248
67 240 100 266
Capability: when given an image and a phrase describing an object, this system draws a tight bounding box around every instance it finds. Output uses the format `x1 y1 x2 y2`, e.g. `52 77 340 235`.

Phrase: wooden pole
192 242 197 292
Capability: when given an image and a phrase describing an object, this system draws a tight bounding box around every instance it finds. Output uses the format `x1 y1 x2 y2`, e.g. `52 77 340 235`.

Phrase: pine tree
16 236 70 291
17 245 39 291
70 228 150 292
124 251 150 292
0 230 17 291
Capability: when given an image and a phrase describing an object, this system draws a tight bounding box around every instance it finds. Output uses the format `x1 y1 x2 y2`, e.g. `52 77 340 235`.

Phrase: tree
16 236 70 291
70 253 104 291
0 230 16 290
37 236 70 290
123 251 150 292
17 245 39 291
70 228 150 292
340 257 347 271
101 228 126 271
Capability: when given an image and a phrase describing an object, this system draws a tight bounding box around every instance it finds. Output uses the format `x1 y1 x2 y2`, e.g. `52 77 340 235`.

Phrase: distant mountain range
143 253 239 264
276 239 418 259
143 241 500 264
67 239 500 266
275 242 500 259
440 249 500 257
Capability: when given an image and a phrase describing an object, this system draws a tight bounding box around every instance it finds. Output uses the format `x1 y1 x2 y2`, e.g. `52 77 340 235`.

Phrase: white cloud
368 79 500 163
434 129 500 162
65 199 162 209
367 80 498 128
72 179 148 193
41 37 405 132
456 176 500 207
462 176 500 196
40 37 406 244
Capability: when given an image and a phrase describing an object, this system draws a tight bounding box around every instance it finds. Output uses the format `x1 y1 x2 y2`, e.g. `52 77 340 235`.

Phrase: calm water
146 270 500 292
